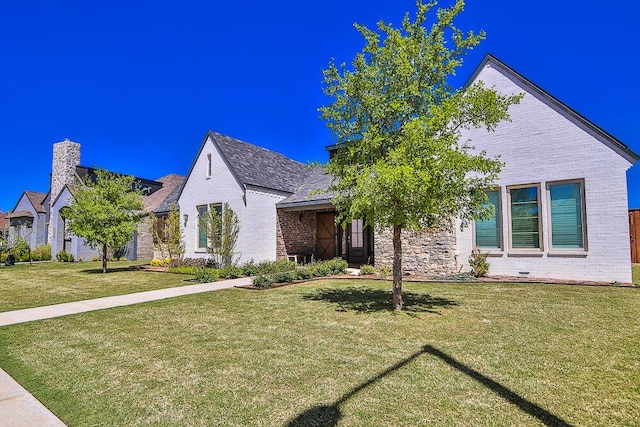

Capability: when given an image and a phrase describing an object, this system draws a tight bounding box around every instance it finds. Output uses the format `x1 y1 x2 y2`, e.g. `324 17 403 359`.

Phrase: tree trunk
102 243 108 273
392 224 403 310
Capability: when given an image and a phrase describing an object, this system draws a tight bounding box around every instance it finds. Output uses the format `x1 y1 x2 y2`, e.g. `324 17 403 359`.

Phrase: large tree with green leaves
320 0 523 310
64 169 145 273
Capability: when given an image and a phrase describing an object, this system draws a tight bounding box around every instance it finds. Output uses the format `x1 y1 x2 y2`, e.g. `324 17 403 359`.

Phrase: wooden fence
630 209 640 263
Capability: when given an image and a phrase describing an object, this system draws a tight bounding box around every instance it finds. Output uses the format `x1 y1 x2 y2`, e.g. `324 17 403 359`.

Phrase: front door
316 212 336 260
347 219 370 266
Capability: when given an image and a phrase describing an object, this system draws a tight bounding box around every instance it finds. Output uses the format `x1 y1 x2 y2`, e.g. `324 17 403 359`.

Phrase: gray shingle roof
209 131 310 193
153 175 185 214
276 166 334 209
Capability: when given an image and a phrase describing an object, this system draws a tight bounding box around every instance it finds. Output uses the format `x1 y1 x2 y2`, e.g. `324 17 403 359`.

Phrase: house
188 54 637 283
178 131 309 264
7 191 49 249
7 138 183 261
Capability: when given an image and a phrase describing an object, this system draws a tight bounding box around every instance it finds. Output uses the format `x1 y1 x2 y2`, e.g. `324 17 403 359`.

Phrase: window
206 154 212 178
351 219 364 248
475 189 501 249
197 204 222 249
548 180 585 249
508 185 541 249
197 205 208 249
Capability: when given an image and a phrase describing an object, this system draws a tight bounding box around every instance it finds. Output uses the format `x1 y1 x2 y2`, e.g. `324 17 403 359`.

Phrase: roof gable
179 131 310 201
210 131 309 192
466 54 639 164
12 191 47 214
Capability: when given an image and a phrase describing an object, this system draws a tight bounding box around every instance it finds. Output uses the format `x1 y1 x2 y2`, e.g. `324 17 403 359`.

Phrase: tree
151 202 185 262
199 203 240 267
320 0 523 310
64 169 145 273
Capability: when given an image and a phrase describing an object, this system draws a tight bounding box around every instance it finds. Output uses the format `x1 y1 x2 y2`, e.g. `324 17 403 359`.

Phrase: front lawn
633 264 640 284
0 280 638 426
0 261 193 312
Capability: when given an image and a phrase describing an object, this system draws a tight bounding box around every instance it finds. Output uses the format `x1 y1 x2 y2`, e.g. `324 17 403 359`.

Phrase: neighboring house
0 211 8 242
8 191 49 248
137 173 185 260
8 138 181 261
178 131 309 264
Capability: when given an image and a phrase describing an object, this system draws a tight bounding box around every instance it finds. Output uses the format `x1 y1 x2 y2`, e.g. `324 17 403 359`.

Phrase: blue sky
1 0 639 212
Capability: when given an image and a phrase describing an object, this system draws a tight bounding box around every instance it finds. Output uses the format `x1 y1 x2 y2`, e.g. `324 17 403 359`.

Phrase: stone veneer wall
136 216 155 260
48 139 80 244
276 210 317 259
374 228 458 276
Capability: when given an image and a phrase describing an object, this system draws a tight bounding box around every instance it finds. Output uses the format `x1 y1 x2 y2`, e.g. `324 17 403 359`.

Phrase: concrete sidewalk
0 277 250 327
0 277 251 426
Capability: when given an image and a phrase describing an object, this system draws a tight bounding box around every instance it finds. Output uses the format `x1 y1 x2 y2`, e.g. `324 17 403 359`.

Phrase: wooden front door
316 212 336 260
346 219 370 266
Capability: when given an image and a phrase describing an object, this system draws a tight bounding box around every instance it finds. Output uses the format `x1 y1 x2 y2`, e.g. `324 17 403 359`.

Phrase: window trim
473 187 503 252
546 178 588 253
507 183 543 253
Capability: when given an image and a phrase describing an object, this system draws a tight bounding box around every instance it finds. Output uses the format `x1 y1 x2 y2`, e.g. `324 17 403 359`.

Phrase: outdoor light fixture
183 214 188 227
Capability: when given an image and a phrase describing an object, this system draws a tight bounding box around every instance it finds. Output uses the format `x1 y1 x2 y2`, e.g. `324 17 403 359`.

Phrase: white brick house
178 131 309 263
455 55 638 283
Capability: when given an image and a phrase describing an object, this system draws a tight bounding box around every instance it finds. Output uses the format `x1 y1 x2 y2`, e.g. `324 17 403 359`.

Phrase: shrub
169 257 219 269
240 259 259 276
11 238 30 262
219 265 243 279
31 244 52 261
469 248 490 278
195 268 219 283
379 265 393 278
252 274 275 288
296 267 313 280
359 264 377 275
326 258 348 275
273 270 296 283
256 259 297 275
310 262 332 277
56 251 75 262
150 258 167 267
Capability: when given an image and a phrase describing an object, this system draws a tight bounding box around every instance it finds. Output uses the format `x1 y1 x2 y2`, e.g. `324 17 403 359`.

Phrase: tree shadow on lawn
81 266 140 274
302 286 457 314
286 344 572 427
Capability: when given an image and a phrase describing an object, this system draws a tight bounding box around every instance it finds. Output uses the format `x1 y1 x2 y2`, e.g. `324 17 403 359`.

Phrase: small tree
320 1 522 310
64 169 145 273
151 202 184 261
199 203 239 267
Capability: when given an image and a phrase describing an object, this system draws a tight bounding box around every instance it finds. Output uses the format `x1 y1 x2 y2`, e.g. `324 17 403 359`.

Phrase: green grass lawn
0 261 193 312
633 264 640 285
0 279 638 426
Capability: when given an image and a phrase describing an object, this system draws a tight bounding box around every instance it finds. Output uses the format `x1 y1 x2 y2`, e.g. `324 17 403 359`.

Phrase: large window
197 204 222 249
475 189 501 249
197 205 208 249
548 180 585 249
509 185 541 249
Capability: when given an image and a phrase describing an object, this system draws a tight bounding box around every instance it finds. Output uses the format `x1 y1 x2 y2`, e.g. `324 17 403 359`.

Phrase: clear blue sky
1 0 639 212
